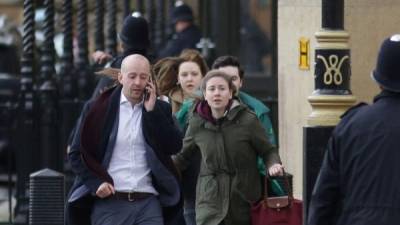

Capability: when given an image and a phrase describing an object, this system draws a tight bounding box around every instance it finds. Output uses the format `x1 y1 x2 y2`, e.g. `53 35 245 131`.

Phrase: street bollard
29 168 65 225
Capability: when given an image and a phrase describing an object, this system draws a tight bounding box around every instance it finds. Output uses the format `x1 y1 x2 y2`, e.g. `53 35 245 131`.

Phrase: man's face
217 66 242 93
118 56 151 104
175 21 191 33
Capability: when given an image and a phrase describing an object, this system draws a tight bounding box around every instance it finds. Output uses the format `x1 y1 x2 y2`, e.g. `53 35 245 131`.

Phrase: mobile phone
143 76 153 101
144 76 154 101
143 87 150 101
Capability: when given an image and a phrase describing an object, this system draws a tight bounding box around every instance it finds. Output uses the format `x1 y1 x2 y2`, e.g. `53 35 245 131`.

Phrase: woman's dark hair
212 55 244 80
200 70 237 96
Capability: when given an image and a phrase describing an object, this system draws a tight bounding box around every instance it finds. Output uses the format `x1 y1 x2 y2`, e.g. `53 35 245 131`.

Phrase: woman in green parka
174 70 284 225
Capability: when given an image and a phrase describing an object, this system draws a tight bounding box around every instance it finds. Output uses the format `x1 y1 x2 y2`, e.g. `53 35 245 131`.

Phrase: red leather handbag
251 172 303 225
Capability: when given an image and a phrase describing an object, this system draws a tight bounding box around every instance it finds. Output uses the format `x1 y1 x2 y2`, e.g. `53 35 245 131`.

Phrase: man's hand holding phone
143 77 156 112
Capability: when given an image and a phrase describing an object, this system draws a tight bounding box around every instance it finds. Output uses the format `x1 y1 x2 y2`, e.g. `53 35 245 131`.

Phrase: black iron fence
0 0 279 224
0 0 178 224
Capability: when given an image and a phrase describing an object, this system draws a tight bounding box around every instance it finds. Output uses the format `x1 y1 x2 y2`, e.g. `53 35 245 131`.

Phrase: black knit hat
372 34 400 92
119 12 150 50
171 1 194 24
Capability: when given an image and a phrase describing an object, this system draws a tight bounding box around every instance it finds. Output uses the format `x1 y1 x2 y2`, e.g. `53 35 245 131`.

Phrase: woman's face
178 61 203 95
204 77 233 111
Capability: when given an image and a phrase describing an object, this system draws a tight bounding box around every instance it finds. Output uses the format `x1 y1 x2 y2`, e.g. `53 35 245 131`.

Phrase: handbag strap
264 168 293 200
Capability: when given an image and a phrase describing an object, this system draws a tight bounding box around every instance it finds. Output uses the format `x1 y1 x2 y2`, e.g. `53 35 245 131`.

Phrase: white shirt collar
120 90 144 107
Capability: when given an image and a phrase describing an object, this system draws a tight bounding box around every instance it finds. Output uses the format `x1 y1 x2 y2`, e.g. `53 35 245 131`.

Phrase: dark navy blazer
66 86 182 225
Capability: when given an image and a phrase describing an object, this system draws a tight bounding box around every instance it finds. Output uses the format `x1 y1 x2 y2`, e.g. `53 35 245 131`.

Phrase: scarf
79 85 122 185
195 99 234 124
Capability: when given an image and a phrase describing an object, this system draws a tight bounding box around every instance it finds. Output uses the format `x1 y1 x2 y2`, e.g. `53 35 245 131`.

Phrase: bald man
66 54 183 225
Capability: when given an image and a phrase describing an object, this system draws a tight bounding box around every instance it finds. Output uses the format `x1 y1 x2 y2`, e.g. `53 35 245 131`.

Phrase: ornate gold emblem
317 54 349 85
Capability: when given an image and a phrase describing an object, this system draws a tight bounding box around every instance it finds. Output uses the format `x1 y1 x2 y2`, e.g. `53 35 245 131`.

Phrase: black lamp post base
303 126 334 222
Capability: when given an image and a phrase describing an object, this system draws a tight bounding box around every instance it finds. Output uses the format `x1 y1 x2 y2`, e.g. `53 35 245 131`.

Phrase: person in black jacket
157 1 201 58
307 34 400 225
92 12 151 97
66 54 182 225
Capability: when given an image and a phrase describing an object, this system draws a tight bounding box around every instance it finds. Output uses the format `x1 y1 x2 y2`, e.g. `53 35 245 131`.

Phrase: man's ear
239 79 243 89
118 72 123 84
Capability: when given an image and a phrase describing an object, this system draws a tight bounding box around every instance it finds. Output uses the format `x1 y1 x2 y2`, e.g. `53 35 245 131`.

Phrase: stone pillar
303 0 356 220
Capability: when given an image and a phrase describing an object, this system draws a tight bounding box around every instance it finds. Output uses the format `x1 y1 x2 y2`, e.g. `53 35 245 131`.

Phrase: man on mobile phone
65 12 152 153
66 54 183 225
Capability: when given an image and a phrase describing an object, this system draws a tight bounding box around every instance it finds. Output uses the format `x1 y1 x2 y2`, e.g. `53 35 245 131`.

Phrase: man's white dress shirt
107 91 158 194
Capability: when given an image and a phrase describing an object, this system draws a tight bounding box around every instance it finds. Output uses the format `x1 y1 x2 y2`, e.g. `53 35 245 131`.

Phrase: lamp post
303 0 356 221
